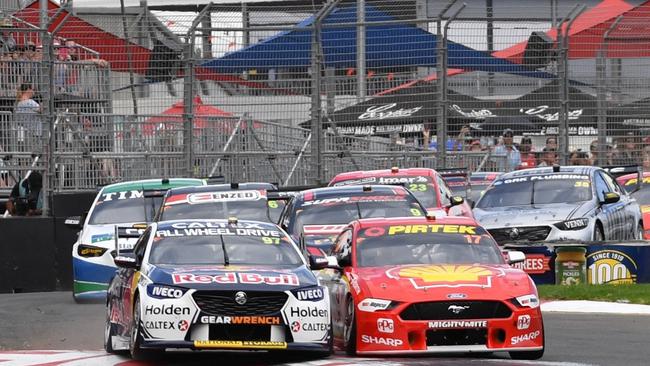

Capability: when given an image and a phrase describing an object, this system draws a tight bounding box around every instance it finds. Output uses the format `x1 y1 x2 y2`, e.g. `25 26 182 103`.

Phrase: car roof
353 215 480 229
330 168 437 183
499 166 596 179
101 178 205 194
299 185 409 199
155 218 280 232
165 182 276 195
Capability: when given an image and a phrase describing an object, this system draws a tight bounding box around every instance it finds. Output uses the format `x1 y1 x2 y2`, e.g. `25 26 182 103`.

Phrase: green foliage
538 284 650 305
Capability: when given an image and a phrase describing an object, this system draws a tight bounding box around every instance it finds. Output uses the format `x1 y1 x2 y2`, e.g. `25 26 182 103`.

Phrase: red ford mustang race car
617 172 650 239
328 167 473 218
319 215 544 359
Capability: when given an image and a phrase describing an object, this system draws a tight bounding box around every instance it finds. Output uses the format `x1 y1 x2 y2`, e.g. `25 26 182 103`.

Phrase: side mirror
114 254 138 269
506 250 526 265
449 196 464 207
602 192 621 205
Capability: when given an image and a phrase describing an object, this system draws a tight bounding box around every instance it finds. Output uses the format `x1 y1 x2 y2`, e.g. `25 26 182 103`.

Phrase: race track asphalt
1 292 649 366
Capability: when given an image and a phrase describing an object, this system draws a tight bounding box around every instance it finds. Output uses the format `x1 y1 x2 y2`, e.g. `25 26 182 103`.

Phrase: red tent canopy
14 0 151 73
493 0 637 63
143 96 259 136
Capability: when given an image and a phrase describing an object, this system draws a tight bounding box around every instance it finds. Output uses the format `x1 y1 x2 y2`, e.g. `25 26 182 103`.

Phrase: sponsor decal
511 254 552 275
386 265 502 289
333 177 378 186
517 315 531 330
361 335 404 347
172 272 299 286
144 305 191 316
194 340 287 349
428 320 487 329
302 225 347 235
292 287 325 302
335 123 425 136
100 190 144 202
377 318 394 334
387 225 477 235
157 226 282 238
91 233 113 243
302 195 408 207
496 174 590 185
290 321 329 332
623 177 650 186
358 299 392 312
511 330 541 345
378 176 430 184
348 273 361 295
199 315 281 325
144 321 176 330
187 190 262 204
147 285 186 299
178 320 189 331
358 103 423 120
587 250 638 284
446 293 467 299
289 306 328 318
521 105 583 122
450 104 497 119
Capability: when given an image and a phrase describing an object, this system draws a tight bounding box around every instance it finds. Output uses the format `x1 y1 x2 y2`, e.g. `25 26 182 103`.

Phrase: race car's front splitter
357 345 544 355
140 339 330 353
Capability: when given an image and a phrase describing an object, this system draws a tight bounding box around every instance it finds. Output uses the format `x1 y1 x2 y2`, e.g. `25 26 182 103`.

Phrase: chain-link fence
2 0 650 214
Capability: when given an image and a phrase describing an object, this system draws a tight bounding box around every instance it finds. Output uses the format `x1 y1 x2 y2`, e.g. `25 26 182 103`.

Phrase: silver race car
473 166 642 244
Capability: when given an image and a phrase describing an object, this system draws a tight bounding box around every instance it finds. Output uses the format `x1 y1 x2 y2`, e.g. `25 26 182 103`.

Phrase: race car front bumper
140 339 330 353
355 303 544 354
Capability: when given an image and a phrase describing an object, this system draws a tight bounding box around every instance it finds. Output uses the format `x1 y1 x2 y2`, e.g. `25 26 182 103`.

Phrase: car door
602 171 635 239
594 171 624 239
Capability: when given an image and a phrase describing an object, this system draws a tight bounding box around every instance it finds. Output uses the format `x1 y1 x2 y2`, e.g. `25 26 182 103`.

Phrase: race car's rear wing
603 165 643 193
298 224 347 256
437 167 471 197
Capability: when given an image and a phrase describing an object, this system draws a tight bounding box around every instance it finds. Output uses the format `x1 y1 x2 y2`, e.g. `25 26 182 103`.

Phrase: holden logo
448 305 470 314
234 291 247 305
509 228 520 240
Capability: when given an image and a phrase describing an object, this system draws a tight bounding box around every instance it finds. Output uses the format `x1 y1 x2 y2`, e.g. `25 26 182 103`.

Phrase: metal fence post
183 43 195 177
356 0 366 102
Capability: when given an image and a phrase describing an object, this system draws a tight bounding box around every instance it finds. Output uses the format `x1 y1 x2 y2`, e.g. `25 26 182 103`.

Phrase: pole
598 16 623 167
39 0 47 29
486 0 494 95
120 0 139 115
356 0 366 102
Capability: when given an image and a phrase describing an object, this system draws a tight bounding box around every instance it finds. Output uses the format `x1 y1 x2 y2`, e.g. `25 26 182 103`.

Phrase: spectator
494 128 521 171
545 136 558 151
643 145 650 170
614 131 641 166
518 136 536 169
589 140 600 165
6 171 43 216
569 150 591 166
537 147 558 167
14 83 42 153
468 138 483 152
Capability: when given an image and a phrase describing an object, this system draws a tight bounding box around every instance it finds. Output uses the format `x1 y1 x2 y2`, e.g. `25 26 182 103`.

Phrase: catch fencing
1 0 649 215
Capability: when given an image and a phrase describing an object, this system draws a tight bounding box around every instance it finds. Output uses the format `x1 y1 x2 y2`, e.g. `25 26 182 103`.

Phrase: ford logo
234 291 247 305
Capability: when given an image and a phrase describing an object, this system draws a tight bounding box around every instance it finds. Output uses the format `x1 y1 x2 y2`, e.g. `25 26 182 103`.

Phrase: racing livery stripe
72 281 108 294
72 258 116 284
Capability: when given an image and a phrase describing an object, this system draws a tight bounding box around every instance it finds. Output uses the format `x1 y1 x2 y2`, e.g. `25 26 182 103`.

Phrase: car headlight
554 218 589 231
77 244 108 258
512 294 540 309
357 298 399 312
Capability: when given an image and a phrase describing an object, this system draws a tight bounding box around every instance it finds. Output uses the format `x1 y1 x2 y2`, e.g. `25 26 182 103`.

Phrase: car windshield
294 194 424 235
89 190 162 224
355 224 503 267
149 232 302 266
334 176 438 208
159 191 271 222
476 175 592 208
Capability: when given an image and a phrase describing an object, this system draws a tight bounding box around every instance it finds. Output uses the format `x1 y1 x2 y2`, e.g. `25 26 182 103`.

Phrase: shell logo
386 265 504 289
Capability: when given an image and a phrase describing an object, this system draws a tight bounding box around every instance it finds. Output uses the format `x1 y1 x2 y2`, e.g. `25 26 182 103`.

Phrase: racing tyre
104 301 116 353
593 225 605 241
509 347 545 360
129 296 161 360
343 296 357 356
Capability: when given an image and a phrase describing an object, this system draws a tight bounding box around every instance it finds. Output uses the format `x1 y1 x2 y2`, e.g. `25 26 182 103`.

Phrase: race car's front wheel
104 301 117 353
129 296 160 360
509 347 545 360
343 295 357 356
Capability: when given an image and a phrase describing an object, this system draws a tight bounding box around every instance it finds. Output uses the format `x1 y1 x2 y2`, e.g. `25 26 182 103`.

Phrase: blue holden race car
67 178 205 302
105 219 332 359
